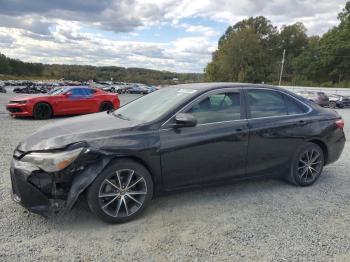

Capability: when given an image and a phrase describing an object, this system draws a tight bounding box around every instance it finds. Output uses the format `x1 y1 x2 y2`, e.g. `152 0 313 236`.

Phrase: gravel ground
0 90 350 261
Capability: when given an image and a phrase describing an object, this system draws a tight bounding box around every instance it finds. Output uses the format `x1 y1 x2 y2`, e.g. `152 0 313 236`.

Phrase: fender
65 155 112 210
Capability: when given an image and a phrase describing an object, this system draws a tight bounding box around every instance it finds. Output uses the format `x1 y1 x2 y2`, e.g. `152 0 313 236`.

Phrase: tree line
0 53 44 76
0 54 202 85
205 1 350 88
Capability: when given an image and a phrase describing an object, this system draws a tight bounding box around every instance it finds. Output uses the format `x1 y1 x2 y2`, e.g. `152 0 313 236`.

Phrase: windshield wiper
112 112 131 121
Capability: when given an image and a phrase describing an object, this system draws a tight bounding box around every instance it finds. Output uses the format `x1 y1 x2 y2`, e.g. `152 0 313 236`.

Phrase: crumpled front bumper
10 153 112 217
10 159 54 216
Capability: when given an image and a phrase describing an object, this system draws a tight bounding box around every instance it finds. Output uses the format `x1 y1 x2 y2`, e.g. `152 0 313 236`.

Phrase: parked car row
98 83 157 94
1 80 158 95
296 91 350 109
13 85 51 94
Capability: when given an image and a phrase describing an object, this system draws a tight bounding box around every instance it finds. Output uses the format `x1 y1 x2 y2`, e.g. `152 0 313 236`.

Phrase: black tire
99 102 114 112
33 103 52 119
87 159 154 223
329 101 337 109
286 142 324 186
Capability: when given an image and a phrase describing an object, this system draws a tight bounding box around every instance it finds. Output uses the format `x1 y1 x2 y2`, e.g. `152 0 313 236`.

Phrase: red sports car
6 86 120 119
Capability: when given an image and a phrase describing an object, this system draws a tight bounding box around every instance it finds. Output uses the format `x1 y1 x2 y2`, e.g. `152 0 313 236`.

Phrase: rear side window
83 88 96 95
247 89 287 118
284 95 308 114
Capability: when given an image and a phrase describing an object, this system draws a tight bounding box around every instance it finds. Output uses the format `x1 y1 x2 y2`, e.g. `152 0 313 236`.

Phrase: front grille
9 100 26 104
7 107 23 113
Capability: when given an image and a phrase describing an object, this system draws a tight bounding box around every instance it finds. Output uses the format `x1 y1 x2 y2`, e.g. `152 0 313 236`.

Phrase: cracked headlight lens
21 148 84 172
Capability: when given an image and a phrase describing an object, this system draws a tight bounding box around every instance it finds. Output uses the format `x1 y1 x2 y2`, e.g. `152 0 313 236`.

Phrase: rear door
244 88 311 176
160 88 249 189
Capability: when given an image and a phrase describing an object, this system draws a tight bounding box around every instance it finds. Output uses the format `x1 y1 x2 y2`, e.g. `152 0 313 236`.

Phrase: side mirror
174 113 197 128
64 91 72 96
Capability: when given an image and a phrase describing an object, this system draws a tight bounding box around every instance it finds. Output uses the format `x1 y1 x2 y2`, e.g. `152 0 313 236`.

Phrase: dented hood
17 112 142 152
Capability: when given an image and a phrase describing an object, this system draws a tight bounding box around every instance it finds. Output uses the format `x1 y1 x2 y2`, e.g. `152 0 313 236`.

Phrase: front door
160 89 249 189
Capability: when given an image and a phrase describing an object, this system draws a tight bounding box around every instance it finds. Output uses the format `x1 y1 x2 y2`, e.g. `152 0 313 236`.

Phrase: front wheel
33 103 52 119
287 143 324 186
87 159 153 223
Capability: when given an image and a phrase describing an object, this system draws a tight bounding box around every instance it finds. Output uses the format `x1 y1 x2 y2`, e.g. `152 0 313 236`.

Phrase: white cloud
0 25 214 72
177 23 219 37
0 0 347 72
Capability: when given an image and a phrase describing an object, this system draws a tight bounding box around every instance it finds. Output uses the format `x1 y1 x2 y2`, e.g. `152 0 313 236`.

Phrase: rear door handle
298 120 306 125
235 128 243 132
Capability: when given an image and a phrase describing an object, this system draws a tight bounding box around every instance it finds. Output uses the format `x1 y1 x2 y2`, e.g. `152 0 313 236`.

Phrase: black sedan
10 83 345 223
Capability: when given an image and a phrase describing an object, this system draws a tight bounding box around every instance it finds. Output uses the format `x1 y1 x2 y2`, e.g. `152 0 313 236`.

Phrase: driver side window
186 91 241 124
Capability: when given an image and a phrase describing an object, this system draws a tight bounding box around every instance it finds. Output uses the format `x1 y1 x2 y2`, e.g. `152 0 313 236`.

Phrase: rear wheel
33 103 52 119
287 143 324 186
99 102 114 112
329 101 337 109
87 159 153 223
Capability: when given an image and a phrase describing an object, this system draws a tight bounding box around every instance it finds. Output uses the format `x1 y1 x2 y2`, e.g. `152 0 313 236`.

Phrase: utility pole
278 49 286 86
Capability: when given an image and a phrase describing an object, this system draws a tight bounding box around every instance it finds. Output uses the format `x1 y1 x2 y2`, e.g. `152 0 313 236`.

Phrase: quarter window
83 88 96 95
186 92 241 124
284 95 308 114
247 89 287 118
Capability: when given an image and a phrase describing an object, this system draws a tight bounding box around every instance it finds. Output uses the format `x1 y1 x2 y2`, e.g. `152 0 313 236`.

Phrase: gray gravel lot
0 90 350 261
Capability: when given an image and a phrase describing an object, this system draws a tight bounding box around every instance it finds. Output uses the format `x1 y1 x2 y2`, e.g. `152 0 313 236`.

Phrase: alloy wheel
98 169 147 218
34 103 51 119
297 149 323 183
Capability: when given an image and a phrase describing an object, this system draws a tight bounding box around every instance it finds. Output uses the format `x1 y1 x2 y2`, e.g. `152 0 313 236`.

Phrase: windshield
114 87 197 122
48 87 67 95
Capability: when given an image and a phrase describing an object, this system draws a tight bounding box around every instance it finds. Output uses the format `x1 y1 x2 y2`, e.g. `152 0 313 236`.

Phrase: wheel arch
307 139 329 164
33 101 54 115
110 156 158 195
100 101 114 110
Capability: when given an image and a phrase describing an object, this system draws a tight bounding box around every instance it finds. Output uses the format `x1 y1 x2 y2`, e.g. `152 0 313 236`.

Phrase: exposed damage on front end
9 111 161 218
10 141 114 216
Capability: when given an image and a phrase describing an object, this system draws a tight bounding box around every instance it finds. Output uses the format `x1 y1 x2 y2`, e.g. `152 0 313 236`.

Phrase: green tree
206 28 267 83
208 17 283 83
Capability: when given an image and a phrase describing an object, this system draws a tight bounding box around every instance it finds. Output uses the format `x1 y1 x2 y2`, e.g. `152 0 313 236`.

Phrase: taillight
336 119 344 129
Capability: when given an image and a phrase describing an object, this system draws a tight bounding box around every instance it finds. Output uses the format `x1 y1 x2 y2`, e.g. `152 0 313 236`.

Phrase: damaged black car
10 83 345 223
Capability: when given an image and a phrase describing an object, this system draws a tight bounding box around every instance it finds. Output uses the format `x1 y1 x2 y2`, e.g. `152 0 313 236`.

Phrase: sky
0 0 347 73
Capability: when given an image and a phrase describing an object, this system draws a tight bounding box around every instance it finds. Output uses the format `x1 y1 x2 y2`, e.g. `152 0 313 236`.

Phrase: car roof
168 82 282 92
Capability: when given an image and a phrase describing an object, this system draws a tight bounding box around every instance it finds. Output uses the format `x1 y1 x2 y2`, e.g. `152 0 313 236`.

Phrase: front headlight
21 148 84 172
